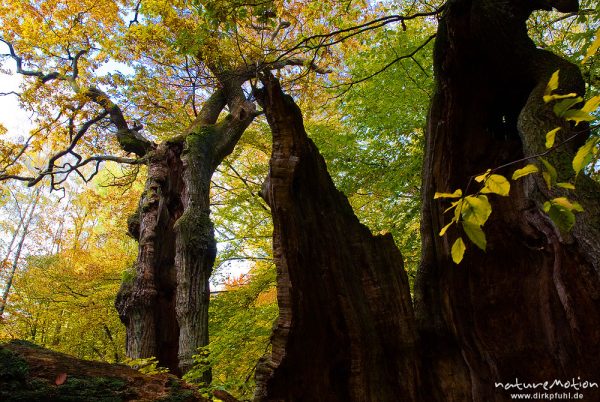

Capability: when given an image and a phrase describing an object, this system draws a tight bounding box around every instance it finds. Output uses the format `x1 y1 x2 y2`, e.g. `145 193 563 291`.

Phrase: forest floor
0 340 208 401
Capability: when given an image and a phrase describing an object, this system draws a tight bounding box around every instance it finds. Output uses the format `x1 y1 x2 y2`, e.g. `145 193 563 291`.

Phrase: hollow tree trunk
253 75 421 401
416 1 600 401
115 141 184 375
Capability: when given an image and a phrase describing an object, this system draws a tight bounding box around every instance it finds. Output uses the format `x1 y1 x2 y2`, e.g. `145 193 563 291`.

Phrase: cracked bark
117 87 256 377
115 141 184 376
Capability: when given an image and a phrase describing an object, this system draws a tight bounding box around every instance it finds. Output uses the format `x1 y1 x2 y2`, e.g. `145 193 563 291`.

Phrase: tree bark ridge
253 75 420 402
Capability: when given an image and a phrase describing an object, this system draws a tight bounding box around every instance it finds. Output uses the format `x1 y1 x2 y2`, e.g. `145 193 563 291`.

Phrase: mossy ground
0 340 206 402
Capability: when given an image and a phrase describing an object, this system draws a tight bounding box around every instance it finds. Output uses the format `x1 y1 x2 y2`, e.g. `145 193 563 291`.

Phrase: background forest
0 0 599 400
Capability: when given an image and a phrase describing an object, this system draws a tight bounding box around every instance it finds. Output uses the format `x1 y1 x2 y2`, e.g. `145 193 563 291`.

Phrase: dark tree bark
416 0 600 400
253 75 421 402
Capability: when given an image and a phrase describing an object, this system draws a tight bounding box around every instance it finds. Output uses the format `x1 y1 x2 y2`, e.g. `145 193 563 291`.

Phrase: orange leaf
55 372 67 385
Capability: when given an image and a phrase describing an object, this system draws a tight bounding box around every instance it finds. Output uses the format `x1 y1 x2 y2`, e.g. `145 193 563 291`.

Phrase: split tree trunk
117 86 256 377
416 0 600 400
253 75 421 402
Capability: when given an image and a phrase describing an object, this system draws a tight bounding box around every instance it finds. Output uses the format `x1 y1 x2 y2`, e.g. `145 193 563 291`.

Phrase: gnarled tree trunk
417 0 600 400
253 75 420 401
116 141 184 376
117 86 256 377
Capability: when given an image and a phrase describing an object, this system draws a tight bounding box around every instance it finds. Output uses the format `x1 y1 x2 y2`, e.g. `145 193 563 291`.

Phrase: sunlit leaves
573 137 599 176
451 237 465 264
434 189 462 199
459 195 492 226
545 127 560 148
543 197 583 233
543 70 577 103
512 164 539 180
480 174 510 196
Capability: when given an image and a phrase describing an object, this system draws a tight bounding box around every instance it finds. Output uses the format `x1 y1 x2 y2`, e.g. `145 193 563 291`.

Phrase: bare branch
0 91 21 97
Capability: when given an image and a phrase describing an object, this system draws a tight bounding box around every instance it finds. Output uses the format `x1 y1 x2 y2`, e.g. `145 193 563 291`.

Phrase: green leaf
439 219 455 236
545 127 561 149
583 28 600 62
562 108 594 125
481 174 510 196
434 189 463 199
462 221 487 251
451 237 466 264
573 138 598 175
544 203 576 233
556 182 575 190
512 164 539 180
552 197 584 212
461 195 492 226
475 169 491 183
553 98 582 117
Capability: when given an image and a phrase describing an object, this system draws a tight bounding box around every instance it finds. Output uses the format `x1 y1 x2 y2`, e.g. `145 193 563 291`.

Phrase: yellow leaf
481 174 510 196
544 70 560 100
461 195 492 226
573 138 598 175
439 220 454 237
582 95 600 113
451 237 466 264
556 182 575 190
475 169 491 183
434 189 463 199
512 164 539 180
543 93 578 103
563 108 594 125
545 127 560 149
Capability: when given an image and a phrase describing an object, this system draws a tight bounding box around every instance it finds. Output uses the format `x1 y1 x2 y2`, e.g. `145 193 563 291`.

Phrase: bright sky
0 72 31 139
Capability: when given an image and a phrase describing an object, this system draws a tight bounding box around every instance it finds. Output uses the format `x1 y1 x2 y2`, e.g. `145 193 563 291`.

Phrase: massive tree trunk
416 0 600 400
253 75 421 401
117 86 256 377
115 141 184 376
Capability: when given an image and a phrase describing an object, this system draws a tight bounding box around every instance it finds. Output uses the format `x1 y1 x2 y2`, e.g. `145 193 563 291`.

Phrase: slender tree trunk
0 188 40 317
175 86 256 376
253 75 420 401
416 1 600 400
115 141 184 375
